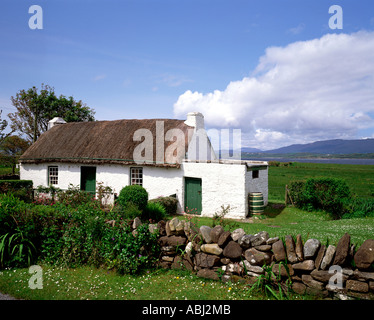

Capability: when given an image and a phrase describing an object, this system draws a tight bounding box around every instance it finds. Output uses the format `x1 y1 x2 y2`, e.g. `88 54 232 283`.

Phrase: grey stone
302 275 324 290
272 263 295 277
223 241 243 259
250 231 269 247
238 234 254 249
158 235 187 247
222 263 243 274
333 233 351 266
244 247 272 266
200 225 213 244
175 220 185 235
320 245 336 270
161 245 177 255
266 237 279 245
168 217 180 232
272 239 286 261
240 260 265 274
303 239 321 259
194 252 220 268
200 244 223 256
210 225 224 243
292 260 315 271
217 231 232 247
315 245 326 270
353 270 374 281
354 239 374 270
132 217 142 229
285 235 298 263
295 234 304 261
311 269 336 283
231 228 246 242
255 245 272 252
197 268 219 281
346 280 369 293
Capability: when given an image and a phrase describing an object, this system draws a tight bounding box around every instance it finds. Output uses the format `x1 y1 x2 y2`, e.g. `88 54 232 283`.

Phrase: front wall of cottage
182 162 247 219
20 162 268 219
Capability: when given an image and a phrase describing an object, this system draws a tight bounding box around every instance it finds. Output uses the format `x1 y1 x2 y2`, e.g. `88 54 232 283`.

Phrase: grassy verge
0 265 308 300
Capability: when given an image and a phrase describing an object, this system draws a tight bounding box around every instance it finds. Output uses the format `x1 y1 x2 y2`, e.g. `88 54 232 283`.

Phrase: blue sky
1 0 374 149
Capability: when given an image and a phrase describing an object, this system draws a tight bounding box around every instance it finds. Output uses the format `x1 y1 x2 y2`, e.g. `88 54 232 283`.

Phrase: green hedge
149 196 178 215
288 178 351 219
0 194 160 272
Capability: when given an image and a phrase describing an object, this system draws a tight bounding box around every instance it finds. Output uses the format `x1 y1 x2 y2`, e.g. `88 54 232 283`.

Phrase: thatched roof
20 119 194 168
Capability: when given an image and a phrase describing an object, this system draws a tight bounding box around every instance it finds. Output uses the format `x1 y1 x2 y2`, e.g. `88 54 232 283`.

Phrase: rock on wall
143 217 374 300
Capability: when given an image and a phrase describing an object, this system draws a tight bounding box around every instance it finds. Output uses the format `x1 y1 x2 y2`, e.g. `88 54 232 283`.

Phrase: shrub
101 223 160 274
57 184 98 208
122 203 142 220
288 178 351 219
0 180 33 202
149 196 178 215
142 202 166 222
117 185 148 212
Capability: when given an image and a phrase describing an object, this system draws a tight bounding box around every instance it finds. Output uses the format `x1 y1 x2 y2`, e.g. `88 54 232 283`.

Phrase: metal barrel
249 192 264 215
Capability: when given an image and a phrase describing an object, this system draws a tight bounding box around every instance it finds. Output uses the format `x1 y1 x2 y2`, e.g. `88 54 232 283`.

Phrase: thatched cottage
19 112 268 219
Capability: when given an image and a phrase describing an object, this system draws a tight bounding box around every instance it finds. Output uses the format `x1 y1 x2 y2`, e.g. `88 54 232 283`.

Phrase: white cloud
92 74 107 81
173 31 374 150
288 23 305 35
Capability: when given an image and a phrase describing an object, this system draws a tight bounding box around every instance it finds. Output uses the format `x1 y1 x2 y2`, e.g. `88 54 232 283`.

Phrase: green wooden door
184 177 202 214
81 166 96 194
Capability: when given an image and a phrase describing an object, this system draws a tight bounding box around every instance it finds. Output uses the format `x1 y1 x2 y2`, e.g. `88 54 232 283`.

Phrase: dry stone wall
143 217 374 300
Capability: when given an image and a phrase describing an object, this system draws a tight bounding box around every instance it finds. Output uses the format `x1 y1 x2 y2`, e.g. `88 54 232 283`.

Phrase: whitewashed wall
245 166 269 213
20 161 268 219
182 162 247 219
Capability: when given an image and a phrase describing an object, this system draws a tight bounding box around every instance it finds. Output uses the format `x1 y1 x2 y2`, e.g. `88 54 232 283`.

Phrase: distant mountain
241 147 263 153
262 139 374 154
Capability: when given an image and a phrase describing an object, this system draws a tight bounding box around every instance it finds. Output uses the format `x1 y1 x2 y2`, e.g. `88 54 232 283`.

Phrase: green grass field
268 162 374 201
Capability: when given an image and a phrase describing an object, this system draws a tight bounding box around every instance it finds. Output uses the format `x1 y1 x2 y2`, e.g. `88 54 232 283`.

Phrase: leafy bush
149 196 178 215
0 180 33 202
101 223 159 274
287 181 306 207
57 184 98 208
121 203 142 220
142 202 166 222
117 185 148 211
288 178 351 219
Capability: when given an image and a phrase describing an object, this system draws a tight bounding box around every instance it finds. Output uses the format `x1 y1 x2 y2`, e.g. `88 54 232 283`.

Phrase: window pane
130 167 143 186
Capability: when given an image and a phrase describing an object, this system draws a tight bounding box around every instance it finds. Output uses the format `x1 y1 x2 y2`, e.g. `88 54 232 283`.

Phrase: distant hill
261 139 374 154
241 147 263 153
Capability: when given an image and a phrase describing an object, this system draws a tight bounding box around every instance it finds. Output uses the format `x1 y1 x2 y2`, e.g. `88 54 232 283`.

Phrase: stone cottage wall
141 217 374 300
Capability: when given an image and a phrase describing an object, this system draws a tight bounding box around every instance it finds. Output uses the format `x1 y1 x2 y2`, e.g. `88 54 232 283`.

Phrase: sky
1 0 374 150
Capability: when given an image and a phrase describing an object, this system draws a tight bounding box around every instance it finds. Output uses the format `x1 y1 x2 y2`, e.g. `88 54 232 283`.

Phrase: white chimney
48 117 66 130
184 112 204 130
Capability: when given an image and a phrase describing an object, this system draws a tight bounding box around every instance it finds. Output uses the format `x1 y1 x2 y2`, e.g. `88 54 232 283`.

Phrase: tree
0 110 14 146
0 135 30 174
8 84 95 142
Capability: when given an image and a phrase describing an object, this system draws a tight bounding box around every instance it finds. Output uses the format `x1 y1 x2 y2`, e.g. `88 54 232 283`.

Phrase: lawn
268 162 374 201
0 265 287 300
